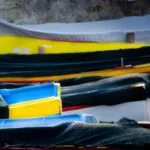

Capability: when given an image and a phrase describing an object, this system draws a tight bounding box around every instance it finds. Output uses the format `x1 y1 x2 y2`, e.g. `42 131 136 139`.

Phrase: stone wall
0 0 149 24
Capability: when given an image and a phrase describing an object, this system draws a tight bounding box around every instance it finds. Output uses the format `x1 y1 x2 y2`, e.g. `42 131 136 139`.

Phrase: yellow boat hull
0 35 150 54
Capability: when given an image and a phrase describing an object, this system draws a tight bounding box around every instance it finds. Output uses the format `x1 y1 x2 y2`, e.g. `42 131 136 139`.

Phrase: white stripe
146 99 150 121
63 101 147 122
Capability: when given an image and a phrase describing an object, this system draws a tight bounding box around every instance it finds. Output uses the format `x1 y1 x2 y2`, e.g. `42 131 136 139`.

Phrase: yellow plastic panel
0 35 149 54
9 97 61 119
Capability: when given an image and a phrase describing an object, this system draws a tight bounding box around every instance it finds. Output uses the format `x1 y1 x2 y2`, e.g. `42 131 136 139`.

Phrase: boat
0 117 149 148
0 75 149 149
0 15 149 149
0 15 150 54
0 35 149 54
0 82 61 119
0 47 149 83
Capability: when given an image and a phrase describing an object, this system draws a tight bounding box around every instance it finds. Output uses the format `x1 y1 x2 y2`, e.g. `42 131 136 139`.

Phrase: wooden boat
0 63 150 83
0 82 61 119
0 15 150 54
0 117 149 148
0 46 149 83
0 36 149 54
0 77 149 148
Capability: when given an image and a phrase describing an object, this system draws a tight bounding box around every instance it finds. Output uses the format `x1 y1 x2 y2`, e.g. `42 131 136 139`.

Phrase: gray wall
0 0 149 24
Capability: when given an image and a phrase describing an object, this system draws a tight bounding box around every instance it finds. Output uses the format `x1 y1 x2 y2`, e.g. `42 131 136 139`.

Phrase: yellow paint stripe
0 35 149 54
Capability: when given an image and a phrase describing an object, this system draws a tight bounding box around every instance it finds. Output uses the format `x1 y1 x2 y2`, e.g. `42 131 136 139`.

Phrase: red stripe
0 80 52 83
37 37 95 43
63 105 93 112
0 147 146 150
113 65 134 70
139 122 150 128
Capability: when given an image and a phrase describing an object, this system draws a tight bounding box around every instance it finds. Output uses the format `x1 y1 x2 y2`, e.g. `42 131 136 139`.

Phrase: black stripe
0 96 9 119
0 47 149 77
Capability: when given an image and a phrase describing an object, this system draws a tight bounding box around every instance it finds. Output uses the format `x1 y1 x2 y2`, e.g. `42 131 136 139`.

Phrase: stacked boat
0 15 150 149
0 74 149 149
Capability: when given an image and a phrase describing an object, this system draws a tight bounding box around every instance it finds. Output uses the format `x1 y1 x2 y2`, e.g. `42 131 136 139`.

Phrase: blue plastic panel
0 114 97 128
0 82 59 104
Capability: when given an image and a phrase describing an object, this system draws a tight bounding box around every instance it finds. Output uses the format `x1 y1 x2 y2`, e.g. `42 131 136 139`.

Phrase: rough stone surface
0 0 149 24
